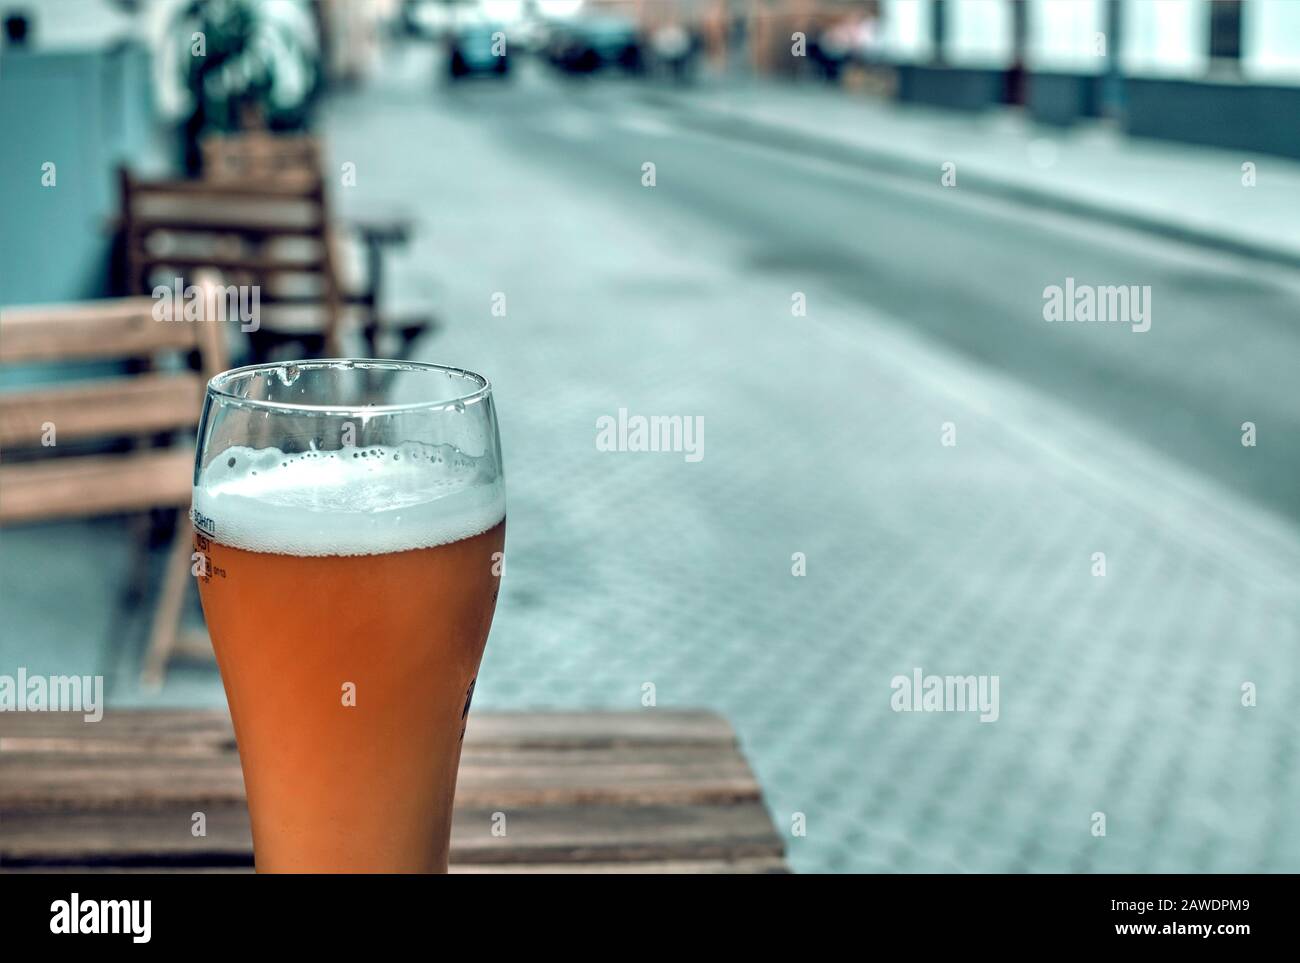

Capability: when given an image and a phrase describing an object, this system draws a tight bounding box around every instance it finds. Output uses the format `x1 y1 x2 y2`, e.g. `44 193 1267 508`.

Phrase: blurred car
447 22 510 79
545 15 643 74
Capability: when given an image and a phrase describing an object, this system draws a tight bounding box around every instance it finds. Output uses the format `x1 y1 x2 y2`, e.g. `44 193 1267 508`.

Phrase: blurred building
876 0 1300 158
0 1 155 305
0 0 365 306
4 0 1297 312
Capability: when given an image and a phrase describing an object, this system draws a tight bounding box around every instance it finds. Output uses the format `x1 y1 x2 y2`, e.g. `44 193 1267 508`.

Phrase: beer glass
191 360 505 873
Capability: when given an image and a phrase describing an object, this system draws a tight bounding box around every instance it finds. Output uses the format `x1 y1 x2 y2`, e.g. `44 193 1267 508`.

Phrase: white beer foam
192 444 505 557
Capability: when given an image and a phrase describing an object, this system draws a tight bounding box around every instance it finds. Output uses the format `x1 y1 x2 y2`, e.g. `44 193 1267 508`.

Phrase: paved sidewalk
649 80 1300 267
316 64 1300 873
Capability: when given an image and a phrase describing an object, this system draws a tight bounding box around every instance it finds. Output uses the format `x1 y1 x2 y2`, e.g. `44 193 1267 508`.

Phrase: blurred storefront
1120 0 1300 159
745 0 880 78
873 0 1300 158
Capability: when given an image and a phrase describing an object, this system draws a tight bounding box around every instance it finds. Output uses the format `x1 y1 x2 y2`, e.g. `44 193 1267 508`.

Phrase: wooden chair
0 296 228 687
119 166 345 363
200 131 434 360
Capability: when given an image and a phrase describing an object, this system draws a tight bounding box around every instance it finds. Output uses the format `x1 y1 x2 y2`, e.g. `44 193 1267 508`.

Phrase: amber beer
193 443 505 873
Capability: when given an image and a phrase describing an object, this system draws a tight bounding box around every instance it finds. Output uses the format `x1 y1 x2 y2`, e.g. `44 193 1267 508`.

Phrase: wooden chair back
119 166 343 359
200 132 435 364
201 131 323 183
0 296 227 523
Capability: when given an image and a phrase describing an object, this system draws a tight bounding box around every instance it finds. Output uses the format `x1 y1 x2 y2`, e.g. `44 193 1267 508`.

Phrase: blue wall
1124 78 1300 160
0 43 154 306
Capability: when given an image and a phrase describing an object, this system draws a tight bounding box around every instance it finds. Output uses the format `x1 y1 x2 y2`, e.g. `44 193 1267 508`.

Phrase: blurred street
5 32 1300 873
342 47 1300 874
371 50 1300 525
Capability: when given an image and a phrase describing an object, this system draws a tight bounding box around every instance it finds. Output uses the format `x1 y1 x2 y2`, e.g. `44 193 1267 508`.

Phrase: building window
1208 0 1242 74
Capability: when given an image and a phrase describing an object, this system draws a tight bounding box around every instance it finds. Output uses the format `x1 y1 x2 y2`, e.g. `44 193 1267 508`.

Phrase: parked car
447 22 510 79
545 15 642 74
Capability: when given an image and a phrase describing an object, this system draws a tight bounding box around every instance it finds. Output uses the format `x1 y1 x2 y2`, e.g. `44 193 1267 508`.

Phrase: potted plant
170 0 322 174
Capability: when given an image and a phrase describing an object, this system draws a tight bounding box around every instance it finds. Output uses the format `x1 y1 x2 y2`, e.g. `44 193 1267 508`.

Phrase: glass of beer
191 359 505 873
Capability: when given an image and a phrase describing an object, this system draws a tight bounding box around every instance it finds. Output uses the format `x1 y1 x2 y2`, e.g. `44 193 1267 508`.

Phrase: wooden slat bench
0 297 228 684
0 710 790 874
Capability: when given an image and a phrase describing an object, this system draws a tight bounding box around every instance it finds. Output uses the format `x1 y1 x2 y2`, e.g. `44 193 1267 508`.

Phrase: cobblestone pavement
320 57 1300 873
3 52 1297 874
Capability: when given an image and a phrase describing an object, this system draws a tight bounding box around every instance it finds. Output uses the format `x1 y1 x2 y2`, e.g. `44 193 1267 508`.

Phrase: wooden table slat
2 802 785 868
1 746 764 809
0 708 737 749
3 859 790 875
0 710 789 873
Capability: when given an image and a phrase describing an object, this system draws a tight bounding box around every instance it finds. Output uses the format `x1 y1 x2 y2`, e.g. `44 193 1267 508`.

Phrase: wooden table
0 710 789 873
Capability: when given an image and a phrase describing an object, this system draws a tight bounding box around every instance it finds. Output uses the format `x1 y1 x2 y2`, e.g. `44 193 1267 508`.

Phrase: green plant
173 0 321 172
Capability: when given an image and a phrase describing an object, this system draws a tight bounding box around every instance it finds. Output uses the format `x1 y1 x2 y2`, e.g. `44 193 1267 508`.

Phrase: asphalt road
432 61 1300 530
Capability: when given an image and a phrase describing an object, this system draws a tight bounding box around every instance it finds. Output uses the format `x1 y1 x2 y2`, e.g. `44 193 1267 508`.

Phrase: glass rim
205 358 493 415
